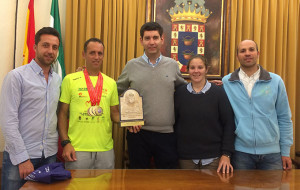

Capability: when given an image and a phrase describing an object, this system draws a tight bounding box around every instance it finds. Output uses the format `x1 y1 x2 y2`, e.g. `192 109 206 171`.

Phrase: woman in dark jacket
174 55 235 173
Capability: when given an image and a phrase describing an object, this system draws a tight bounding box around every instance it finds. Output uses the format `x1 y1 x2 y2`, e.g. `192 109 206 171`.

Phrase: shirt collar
239 66 260 81
142 52 162 67
30 59 53 75
187 81 211 94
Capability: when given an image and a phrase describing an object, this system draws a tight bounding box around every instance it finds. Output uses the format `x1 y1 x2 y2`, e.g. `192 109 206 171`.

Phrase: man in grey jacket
117 22 186 169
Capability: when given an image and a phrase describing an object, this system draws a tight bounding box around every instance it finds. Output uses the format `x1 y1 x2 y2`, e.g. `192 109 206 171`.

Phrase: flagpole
13 0 19 69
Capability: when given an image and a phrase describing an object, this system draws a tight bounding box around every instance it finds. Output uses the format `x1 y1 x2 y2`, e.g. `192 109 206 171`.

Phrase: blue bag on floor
25 162 71 184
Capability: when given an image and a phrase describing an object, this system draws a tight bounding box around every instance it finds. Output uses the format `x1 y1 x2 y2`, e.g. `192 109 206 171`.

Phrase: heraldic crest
167 0 212 72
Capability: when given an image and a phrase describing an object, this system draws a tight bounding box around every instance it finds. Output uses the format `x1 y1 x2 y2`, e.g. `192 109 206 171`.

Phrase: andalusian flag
22 0 35 65
50 0 66 79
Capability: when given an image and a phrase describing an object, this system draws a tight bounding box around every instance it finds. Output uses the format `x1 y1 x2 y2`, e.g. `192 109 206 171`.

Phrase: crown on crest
167 0 212 23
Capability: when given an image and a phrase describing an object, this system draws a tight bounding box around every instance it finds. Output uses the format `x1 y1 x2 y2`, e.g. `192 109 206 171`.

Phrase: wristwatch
222 154 231 158
61 139 71 147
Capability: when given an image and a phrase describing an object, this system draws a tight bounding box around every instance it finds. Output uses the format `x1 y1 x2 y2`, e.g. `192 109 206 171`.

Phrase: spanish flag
22 0 35 65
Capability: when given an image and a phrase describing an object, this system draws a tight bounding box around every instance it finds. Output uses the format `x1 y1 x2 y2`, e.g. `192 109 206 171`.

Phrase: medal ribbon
83 69 103 106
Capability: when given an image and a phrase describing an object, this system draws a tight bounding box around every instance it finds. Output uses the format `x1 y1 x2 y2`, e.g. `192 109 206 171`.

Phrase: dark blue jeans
1 151 57 190
232 151 283 170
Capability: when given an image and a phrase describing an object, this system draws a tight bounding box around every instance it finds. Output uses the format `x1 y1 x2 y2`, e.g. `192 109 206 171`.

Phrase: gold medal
87 106 94 116
87 106 103 116
94 106 103 116
83 69 104 117
92 106 97 116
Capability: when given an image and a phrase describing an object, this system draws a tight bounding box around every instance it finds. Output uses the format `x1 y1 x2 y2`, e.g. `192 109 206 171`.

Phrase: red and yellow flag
22 0 35 65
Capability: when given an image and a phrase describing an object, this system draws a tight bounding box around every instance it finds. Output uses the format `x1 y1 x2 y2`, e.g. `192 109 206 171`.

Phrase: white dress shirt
239 67 260 97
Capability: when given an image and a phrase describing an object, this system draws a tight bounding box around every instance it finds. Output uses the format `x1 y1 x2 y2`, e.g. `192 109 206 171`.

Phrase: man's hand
18 160 34 179
282 156 292 170
217 155 233 173
62 143 77 162
210 80 223 86
127 125 142 133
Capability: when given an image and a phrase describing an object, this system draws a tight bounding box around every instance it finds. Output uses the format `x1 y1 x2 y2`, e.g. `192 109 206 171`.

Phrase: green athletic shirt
60 71 119 152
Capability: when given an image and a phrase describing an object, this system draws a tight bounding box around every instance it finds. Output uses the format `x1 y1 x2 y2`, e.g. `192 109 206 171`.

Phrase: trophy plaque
119 89 144 127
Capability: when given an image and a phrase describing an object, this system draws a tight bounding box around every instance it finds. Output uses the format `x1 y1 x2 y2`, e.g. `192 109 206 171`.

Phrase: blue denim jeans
1 151 57 190
232 151 283 170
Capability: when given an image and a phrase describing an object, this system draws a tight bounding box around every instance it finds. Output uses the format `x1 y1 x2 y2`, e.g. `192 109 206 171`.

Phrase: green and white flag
50 0 66 79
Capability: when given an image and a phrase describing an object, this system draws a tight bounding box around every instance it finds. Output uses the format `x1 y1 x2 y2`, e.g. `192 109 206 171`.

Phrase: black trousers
126 129 178 169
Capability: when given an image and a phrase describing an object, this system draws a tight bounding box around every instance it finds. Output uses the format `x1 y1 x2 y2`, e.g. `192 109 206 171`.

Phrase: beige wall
0 0 66 151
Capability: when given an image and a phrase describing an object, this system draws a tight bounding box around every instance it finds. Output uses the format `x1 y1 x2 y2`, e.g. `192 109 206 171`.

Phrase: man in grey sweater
117 22 186 169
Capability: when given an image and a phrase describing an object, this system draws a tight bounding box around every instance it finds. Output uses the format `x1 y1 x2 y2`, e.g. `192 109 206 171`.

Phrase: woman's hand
217 155 233 173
